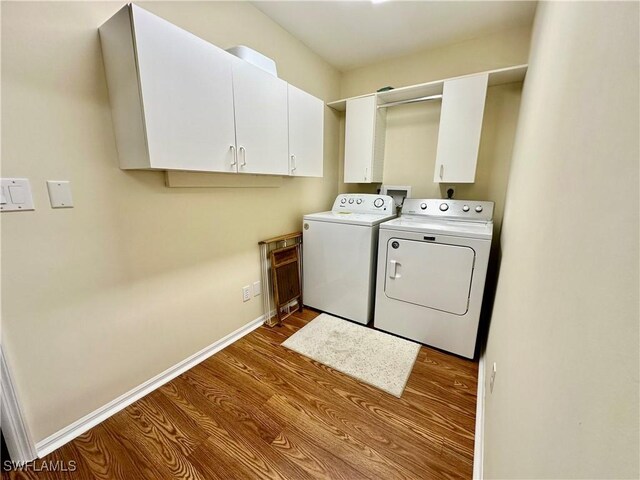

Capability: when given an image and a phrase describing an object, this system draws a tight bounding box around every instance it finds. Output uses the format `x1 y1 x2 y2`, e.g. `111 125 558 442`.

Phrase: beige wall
340 26 532 99
1 1 341 442
339 26 531 236
483 2 639 478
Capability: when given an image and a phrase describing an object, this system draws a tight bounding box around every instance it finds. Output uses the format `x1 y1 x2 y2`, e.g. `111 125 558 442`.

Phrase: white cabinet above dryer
434 73 489 183
99 4 238 173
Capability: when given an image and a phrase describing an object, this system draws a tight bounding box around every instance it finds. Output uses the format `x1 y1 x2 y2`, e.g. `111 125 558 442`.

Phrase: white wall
1 1 341 443
483 2 639 478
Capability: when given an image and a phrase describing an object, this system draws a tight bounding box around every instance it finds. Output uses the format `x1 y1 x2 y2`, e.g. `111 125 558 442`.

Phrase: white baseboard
1 347 38 462
473 354 485 480
36 314 265 458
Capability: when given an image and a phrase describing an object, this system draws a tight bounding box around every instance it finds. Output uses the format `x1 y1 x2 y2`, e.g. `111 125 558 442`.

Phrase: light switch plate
242 286 251 302
0 178 34 212
46 181 73 208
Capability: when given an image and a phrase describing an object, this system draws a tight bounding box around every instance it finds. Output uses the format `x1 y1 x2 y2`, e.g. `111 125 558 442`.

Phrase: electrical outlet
445 185 456 199
242 285 251 302
490 362 497 393
253 280 261 297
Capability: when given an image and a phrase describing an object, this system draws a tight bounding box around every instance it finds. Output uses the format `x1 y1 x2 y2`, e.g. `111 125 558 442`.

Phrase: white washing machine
374 198 494 358
303 194 396 324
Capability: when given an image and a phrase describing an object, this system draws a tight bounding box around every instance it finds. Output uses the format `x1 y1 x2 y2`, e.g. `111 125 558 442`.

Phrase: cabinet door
344 95 376 183
132 6 237 172
288 85 324 177
434 73 488 183
232 60 289 175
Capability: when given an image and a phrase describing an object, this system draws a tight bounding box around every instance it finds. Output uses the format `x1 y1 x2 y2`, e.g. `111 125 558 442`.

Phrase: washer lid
380 216 493 240
304 211 396 227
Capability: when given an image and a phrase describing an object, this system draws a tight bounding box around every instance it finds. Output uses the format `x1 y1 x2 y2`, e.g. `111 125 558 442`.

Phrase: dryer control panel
332 194 395 214
402 199 494 222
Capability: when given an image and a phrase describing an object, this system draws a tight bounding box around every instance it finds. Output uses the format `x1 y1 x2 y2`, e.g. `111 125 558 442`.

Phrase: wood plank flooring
2 309 478 479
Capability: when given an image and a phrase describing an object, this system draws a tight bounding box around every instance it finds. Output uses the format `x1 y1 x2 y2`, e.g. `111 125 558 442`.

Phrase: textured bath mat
282 313 420 397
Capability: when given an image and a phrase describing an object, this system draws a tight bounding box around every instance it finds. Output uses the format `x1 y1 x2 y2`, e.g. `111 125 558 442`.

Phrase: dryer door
385 238 475 315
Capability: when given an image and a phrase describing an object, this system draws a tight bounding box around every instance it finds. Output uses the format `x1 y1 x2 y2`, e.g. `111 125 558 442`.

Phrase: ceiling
253 1 537 71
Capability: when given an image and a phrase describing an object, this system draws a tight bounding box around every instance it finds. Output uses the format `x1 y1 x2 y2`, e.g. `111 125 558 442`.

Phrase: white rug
282 313 420 397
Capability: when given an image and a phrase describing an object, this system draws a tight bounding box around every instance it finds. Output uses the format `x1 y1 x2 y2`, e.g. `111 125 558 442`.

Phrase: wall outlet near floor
490 362 497 393
242 285 251 302
253 280 261 297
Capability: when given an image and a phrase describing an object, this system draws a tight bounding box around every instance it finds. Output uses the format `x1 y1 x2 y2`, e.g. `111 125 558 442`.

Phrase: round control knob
373 198 384 208
420 203 427 210
356 199 363 204
348 198 354 204
439 203 449 212
475 205 483 213
340 198 346 204
462 205 470 212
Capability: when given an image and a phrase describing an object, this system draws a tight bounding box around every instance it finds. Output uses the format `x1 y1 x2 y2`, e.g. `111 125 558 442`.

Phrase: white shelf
327 93 371 111
327 64 528 112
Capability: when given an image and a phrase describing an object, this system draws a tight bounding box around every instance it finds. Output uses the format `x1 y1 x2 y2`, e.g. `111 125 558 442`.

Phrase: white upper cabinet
344 95 386 183
288 84 324 177
232 59 289 176
101 5 323 178
100 5 237 172
434 73 489 183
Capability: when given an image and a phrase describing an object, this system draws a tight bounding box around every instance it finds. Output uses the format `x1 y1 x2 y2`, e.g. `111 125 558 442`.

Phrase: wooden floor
3 309 478 479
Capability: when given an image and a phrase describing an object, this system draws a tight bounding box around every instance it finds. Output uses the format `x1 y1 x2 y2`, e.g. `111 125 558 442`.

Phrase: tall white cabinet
343 95 386 183
434 73 489 183
99 4 323 178
288 85 324 177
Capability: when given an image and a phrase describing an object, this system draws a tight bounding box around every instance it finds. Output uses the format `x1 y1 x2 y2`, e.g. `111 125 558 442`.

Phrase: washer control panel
333 194 395 213
402 199 494 221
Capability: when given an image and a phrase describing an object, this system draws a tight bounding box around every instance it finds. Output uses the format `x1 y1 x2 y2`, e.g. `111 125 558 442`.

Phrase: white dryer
374 199 494 358
303 194 395 324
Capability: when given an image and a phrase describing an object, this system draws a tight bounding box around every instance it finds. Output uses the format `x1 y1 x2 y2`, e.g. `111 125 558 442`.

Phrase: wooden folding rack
258 232 303 327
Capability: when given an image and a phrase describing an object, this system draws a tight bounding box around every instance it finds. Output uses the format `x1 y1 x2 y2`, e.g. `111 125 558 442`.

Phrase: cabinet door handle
439 164 444 180
239 146 246 167
230 145 237 166
365 167 368 182
291 154 297 172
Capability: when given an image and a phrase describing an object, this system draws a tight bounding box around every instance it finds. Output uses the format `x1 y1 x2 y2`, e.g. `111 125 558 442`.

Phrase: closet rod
377 94 443 109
